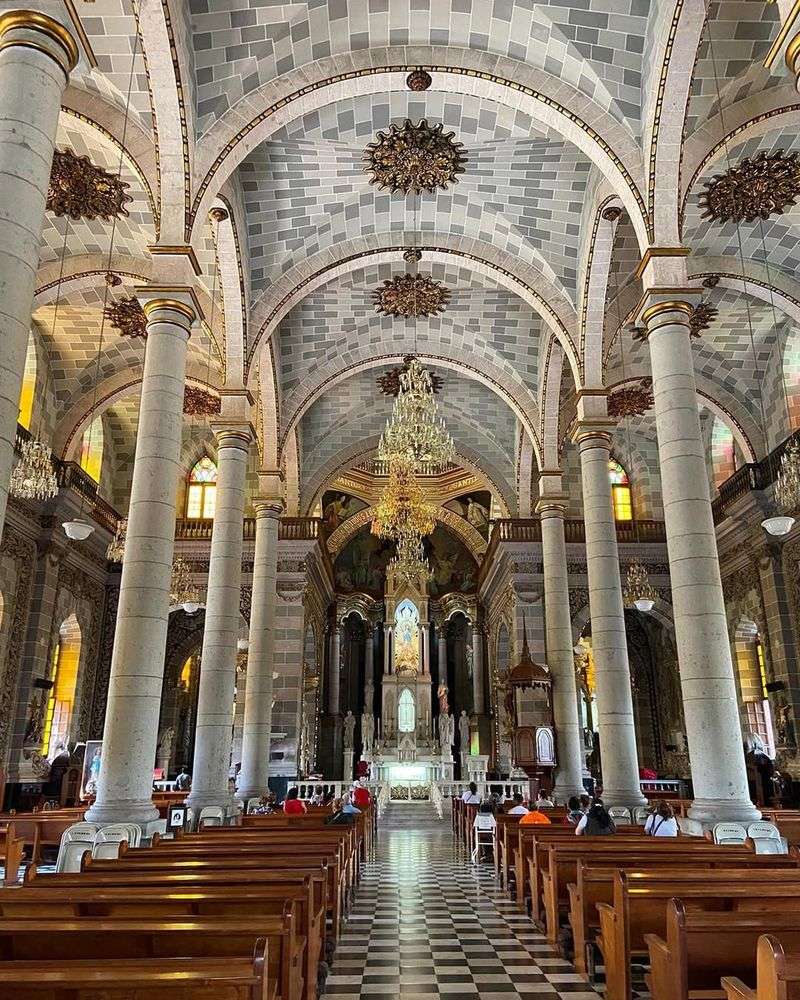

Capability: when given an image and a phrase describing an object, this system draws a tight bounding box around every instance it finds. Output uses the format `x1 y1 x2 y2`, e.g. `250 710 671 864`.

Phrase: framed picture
80 740 103 800
167 805 188 832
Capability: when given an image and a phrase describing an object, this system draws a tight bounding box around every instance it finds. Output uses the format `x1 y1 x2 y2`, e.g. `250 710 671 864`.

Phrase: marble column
574 423 646 806
0 12 77 544
86 294 197 824
364 623 375 704
328 626 341 715
471 623 486 715
437 628 447 682
537 485 585 801
186 421 253 812
383 623 392 675
237 488 283 801
636 288 758 822
421 622 430 675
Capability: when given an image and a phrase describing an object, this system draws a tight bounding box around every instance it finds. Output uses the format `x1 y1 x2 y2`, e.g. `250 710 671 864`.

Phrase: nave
329 804 597 1000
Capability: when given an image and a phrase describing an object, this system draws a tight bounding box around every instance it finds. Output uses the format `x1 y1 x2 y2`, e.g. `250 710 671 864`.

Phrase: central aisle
326 802 601 998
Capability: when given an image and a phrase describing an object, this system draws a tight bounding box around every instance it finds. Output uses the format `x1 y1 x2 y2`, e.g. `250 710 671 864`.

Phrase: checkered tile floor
324 803 601 999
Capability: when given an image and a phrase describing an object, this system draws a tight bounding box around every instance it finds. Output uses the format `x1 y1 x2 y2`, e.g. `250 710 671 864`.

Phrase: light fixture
761 515 795 537
623 560 656 613
10 438 58 501
170 557 201 613
237 638 249 652
764 437 800 536
62 518 94 541
387 532 432 585
371 458 435 540
106 518 127 562
378 358 455 473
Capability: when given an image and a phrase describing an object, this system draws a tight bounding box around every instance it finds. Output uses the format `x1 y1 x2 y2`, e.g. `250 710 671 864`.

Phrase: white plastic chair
198 805 225 828
608 807 632 825
471 813 495 864
92 824 134 861
246 797 265 814
747 822 781 841
712 822 747 846
746 822 787 855
633 806 651 825
55 823 99 873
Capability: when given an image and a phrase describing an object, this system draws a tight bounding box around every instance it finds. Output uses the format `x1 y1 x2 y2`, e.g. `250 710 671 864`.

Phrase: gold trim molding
634 246 691 280
0 10 79 70
141 298 196 323
147 244 202 276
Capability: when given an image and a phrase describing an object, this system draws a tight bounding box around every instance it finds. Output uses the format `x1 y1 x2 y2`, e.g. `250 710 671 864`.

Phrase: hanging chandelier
106 518 127 562
388 532 432 585
371 458 435 539
10 438 58 501
170 556 201 614
766 437 800 536
623 561 656 613
378 358 455 472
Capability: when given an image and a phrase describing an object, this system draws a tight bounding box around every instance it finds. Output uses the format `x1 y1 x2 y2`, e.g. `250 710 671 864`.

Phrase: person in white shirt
461 781 481 804
507 793 529 816
535 795 554 809
644 800 679 837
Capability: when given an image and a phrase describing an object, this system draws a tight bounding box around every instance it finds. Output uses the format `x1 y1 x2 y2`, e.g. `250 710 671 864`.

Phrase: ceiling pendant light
170 556 201 614
10 437 58 501
62 517 94 541
623 560 656 613
106 518 127 562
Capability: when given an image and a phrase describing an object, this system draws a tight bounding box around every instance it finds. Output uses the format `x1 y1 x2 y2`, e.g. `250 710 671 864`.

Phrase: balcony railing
174 516 322 542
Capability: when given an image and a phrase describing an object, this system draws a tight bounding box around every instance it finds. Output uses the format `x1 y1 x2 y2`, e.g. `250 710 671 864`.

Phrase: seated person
575 801 616 836
507 793 529 816
341 791 361 815
174 766 191 791
520 804 552 825
283 786 307 815
535 793 555 809
461 781 481 804
564 795 584 825
309 786 325 806
325 797 355 825
249 793 275 815
644 799 678 837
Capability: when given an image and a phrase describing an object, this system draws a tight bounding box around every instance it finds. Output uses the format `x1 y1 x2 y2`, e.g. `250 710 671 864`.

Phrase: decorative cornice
147 244 201 276
634 246 690 281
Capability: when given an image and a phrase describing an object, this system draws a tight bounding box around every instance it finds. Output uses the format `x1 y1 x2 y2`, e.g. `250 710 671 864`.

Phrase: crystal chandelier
388 532 432 585
371 458 435 540
170 556 201 614
10 438 58 501
378 358 455 472
773 438 800 515
623 560 656 613
106 518 127 562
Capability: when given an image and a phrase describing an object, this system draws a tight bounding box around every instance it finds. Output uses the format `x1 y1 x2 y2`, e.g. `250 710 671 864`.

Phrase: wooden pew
1 877 325 1000
646 900 800 1000
0 809 84 863
542 843 796 946
495 813 523 884
568 855 799 976
597 870 800 1000
0 822 24 885
0 939 272 999
723 934 800 1000
0 914 303 1000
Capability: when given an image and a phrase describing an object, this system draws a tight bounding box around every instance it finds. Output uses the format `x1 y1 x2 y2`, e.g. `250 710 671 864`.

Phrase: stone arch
326 506 487 562
188 49 649 249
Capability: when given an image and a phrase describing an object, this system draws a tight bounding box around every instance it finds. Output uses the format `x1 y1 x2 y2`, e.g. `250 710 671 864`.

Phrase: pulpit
507 622 556 798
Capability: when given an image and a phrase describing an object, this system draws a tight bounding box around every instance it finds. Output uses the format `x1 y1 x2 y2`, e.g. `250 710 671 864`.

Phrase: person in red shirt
283 787 307 814
352 780 371 810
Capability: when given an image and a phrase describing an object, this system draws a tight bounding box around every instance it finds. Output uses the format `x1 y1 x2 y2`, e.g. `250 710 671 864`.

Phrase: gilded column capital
210 421 255 451
0 10 79 75
633 286 702 341
570 419 615 450
136 286 203 334
535 495 569 518
253 496 284 520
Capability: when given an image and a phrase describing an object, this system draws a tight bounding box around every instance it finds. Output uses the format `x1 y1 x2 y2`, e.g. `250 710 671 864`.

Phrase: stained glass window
79 416 104 484
608 459 633 521
398 688 416 733
185 456 217 519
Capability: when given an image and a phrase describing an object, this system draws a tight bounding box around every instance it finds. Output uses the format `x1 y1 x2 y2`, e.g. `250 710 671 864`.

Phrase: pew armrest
645 934 673 1000
721 977 756 1000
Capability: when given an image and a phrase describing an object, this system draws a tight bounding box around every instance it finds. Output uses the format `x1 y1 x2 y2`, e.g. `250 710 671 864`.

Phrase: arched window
608 459 633 521
398 689 415 733
79 415 104 483
17 335 36 431
42 615 81 757
185 456 217 519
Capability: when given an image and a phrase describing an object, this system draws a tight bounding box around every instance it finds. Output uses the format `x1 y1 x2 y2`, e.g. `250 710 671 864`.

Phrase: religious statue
361 709 375 753
343 710 356 750
157 726 174 765
23 693 45 749
776 698 796 748
394 605 420 676
459 710 470 754
438 712 451 752
437 682 449 716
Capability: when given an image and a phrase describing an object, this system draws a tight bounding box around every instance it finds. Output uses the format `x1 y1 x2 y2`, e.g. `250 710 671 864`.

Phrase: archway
43 615 82 758
735 618 774 756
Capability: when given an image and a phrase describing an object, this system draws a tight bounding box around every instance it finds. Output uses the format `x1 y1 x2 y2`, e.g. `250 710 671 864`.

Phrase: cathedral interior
2 0 800 824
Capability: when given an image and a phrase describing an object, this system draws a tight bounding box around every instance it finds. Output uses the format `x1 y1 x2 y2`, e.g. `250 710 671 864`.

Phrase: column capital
135 286 203 331
253 496 284 519
210 420 254 451
633 286 702 339
536 495 569 517
570 419 615 449
0 10 79 76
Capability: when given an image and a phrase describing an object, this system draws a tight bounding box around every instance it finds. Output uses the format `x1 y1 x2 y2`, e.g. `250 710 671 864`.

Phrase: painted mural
322 491 368 533
444 490 491 538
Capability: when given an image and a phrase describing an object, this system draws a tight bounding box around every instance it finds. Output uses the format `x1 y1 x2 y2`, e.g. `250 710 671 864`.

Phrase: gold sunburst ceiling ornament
698 149 800 224
363 119 467 194
608 379 654 419
377 356 444 397
47 148 132 221
374 273 450 318
689 302 719 338
183 386 221 416
104 295 147 339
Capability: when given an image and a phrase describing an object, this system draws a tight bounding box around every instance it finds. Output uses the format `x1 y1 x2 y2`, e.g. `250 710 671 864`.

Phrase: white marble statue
459 710 470 753
343 710 356 749
438 711 451 752
361 709 374 753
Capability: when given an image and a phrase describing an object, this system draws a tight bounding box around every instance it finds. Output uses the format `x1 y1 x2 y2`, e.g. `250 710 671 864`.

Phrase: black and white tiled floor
325 803 601 999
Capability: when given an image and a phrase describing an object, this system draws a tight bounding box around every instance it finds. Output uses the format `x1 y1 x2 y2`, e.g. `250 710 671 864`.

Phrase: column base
184 789 234 813
84 798 160 826
237 784 267 803
600 786 648 808
688 797 761 826
552 777 584 804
